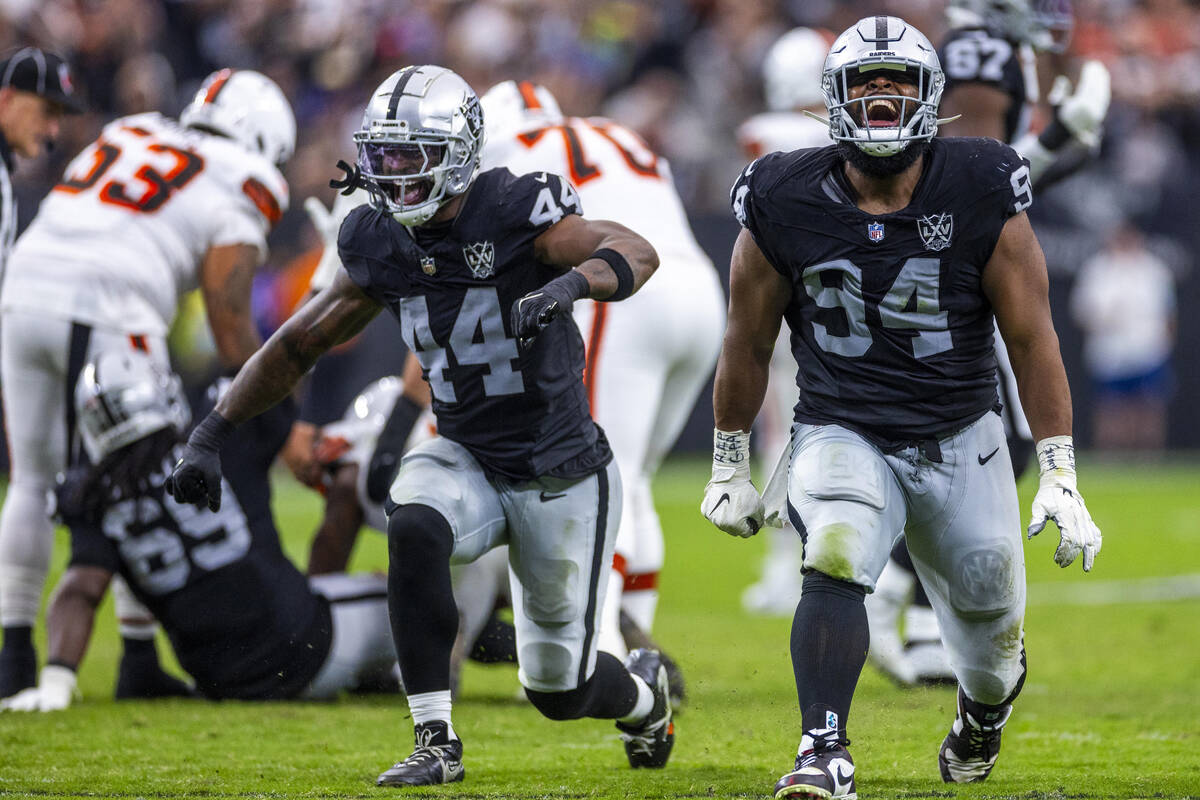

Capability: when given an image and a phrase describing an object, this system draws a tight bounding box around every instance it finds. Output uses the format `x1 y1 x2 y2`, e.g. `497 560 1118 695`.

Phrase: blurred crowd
2 0 1198 447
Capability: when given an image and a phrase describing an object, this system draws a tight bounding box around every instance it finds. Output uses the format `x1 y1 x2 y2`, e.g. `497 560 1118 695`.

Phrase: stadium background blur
2 0 1197 452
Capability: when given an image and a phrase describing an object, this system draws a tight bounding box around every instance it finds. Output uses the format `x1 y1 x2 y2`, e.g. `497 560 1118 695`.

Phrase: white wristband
1035 435 1077 487
711 429 751 482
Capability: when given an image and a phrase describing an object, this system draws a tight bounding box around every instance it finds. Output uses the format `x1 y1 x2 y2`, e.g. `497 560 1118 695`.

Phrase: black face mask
837 138 928 178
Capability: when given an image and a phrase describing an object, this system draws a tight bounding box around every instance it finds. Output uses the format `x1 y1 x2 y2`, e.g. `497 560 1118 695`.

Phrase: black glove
164 411 235 512
509 270 590 348
365 395 423 504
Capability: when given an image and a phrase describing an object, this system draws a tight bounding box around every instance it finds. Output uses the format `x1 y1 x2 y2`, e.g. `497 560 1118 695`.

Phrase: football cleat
774 729 857 800
939 688 1012 783
376 721 464 786
615 649 675 768
618 611 686 709
0 641 37 699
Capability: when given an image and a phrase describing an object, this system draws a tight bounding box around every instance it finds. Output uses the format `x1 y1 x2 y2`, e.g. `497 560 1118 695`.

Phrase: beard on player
837 138 929 178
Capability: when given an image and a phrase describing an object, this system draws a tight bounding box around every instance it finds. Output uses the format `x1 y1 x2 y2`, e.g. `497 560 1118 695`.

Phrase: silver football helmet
353 65 484 227
946 0 1073 52
76 350 190 464
822 16 946 157
181 69 296 167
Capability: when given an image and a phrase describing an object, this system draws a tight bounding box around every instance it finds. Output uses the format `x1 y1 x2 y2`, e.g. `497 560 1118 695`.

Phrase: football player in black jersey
703 17 1102 797
866 0 1113 689
165 66 672 787
0 350 398 710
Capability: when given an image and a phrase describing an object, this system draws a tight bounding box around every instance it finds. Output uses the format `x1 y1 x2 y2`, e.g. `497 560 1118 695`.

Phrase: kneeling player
1 351 397 710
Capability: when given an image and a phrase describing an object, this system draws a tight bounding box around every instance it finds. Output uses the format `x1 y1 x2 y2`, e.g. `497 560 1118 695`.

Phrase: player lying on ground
2 351 396 710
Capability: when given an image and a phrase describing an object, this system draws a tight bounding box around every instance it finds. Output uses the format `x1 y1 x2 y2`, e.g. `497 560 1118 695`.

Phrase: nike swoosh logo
834 764 853 789
539 491 567 502
978 447 1000 465
711 493 730 513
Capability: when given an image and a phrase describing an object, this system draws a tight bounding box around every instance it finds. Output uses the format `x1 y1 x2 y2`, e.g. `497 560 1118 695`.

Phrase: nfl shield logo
917 213 953 251
463 241 495 279
867 222 885 243
420 256 436 275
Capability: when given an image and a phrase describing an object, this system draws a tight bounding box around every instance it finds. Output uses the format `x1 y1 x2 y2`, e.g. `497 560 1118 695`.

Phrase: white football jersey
479 116 710 271
308 187 369 293
737 111 832 159
1 112 288 335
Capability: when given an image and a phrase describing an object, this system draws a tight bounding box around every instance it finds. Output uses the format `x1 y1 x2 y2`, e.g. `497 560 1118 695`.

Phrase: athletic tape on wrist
1035 435 1075 475
590 248 634 302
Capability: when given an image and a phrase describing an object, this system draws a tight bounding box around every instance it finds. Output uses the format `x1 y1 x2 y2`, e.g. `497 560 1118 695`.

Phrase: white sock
407 689 456 739
596 568 627 659
113 577 157 640
0 564 48 627
620 586 659 633
618 674 654 724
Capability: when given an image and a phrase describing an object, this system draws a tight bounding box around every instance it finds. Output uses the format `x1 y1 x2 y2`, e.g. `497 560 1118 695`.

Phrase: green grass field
1 457 1198 799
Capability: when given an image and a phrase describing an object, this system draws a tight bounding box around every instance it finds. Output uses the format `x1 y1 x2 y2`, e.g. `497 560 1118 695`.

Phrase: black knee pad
524 681 593 721
387 504 452 558
802 571 867 603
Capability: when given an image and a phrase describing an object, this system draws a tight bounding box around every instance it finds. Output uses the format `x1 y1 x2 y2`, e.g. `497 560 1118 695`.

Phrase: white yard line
1027 573 1200 606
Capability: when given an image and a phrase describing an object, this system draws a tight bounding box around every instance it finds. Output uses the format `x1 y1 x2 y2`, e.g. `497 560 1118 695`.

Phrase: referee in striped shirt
0 47 82 284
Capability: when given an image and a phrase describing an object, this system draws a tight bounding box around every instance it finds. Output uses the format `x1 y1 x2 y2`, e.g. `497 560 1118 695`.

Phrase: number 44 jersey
338 166 611 482
2 112 287 337
731 137 1032 445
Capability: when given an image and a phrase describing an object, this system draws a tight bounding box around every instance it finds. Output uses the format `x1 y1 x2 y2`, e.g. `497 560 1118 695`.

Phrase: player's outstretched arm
1 566 110 711
200 243 266 370
702 229 790 538
983 213 1101 571
166 271 383 511
511 216 658 347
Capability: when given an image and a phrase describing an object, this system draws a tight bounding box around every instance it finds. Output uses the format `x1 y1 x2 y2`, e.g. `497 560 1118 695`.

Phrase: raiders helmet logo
918 213 953 251
463 241 495 279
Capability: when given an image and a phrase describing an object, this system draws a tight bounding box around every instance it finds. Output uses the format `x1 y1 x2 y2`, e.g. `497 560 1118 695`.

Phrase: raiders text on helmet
180 69 296 167
354 65 484 227
76 350 190 464
822 16 946 157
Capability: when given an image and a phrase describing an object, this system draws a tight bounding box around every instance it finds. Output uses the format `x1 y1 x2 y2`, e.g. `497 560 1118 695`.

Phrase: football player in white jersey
0 68 294 698
477 80 724 686
735 28 834 619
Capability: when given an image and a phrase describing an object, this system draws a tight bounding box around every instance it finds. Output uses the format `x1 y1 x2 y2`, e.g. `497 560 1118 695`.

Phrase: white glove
1 665 77 712
1052 60 1111 150
701 429 764 538
1027 436 1102 572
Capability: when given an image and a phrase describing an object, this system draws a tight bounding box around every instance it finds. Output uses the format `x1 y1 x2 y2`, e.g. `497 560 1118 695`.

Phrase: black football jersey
939 27 1037 143
338 167 611 482
66 400 332 700
731 138 1033 446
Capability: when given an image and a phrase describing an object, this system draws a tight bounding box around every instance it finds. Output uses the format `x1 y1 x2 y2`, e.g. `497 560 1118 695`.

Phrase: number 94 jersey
338 166 611 482
731 137 1032 445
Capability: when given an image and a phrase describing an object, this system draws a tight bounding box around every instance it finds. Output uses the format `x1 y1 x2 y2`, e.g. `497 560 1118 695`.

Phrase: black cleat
619 611 686 709
0 641 37 699
615 648 675 768
774 729 856 800
115 652 195 699
939 688 1011 783
377 721 464 786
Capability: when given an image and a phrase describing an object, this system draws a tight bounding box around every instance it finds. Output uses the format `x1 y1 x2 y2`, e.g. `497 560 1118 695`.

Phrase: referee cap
0 47 83 113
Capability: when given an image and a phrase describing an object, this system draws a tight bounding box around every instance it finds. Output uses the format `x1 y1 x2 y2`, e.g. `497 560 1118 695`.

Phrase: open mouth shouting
864 97 901 127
